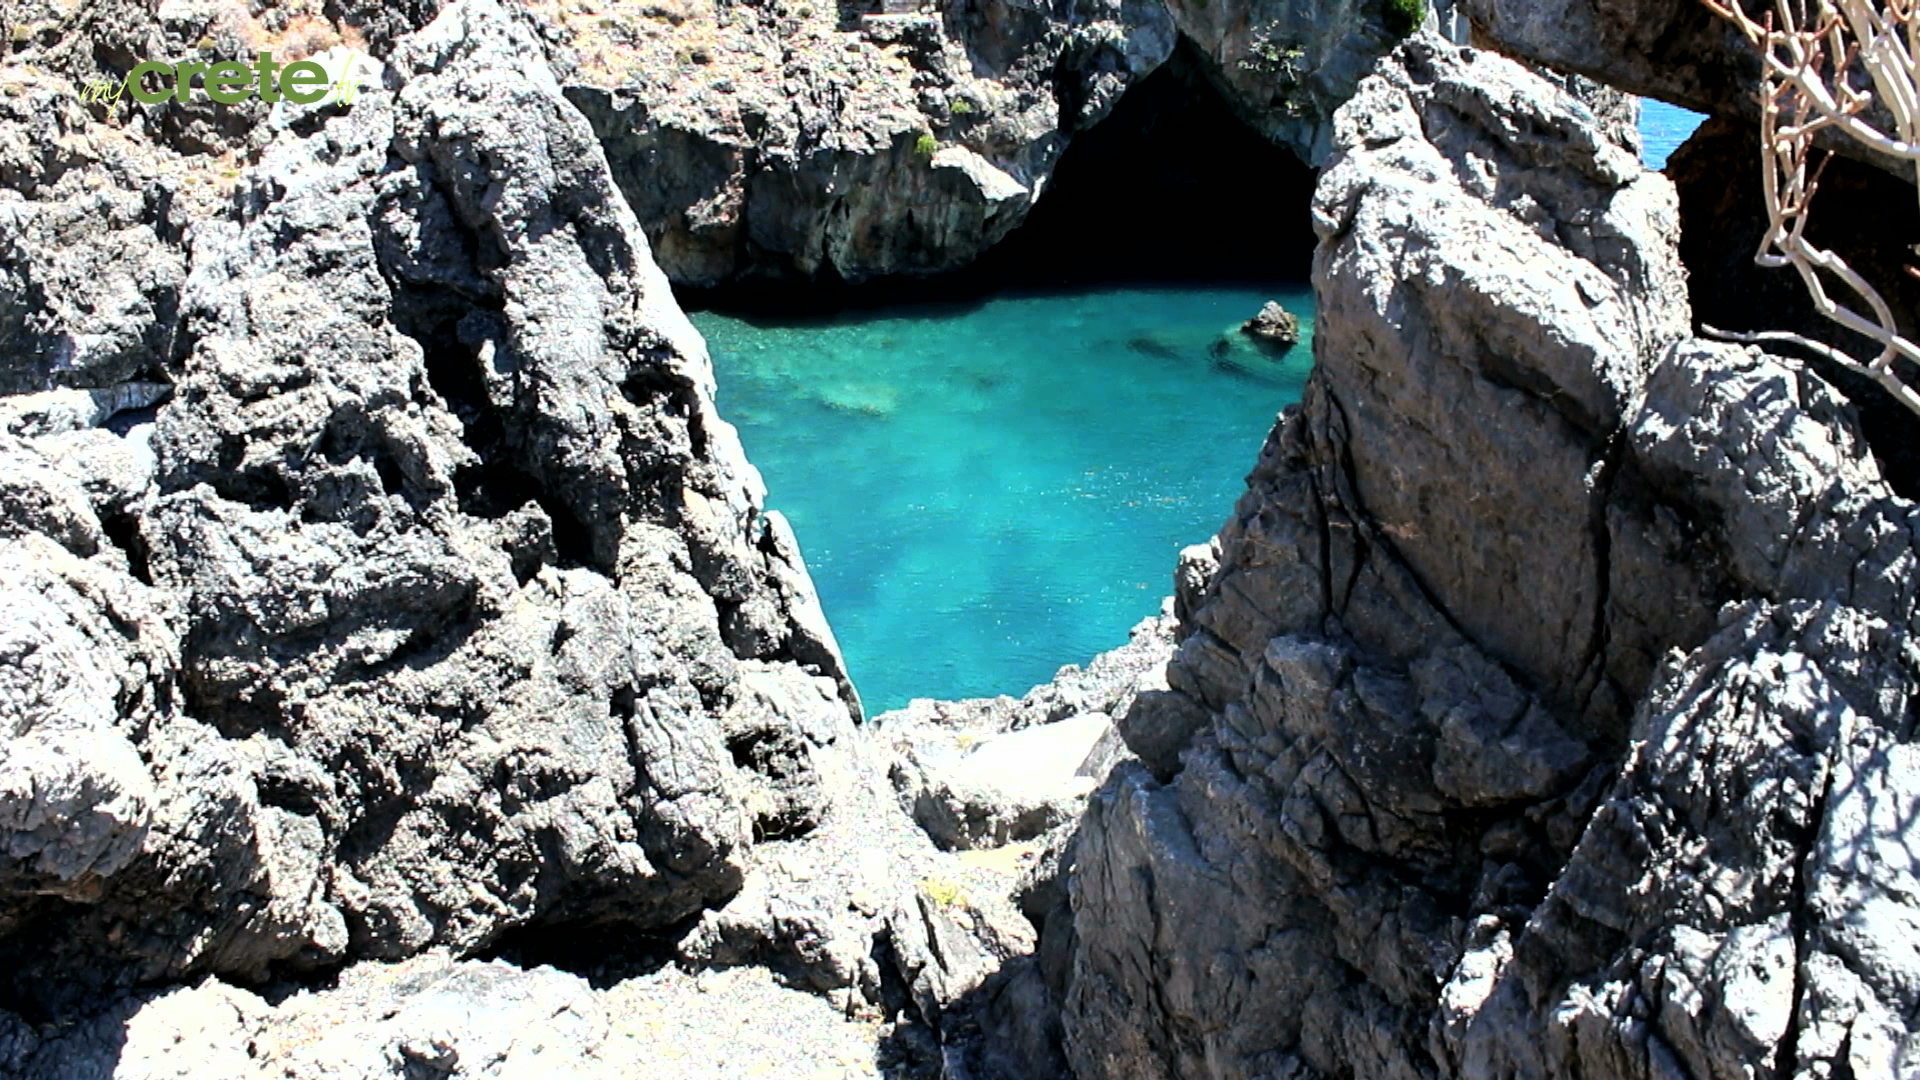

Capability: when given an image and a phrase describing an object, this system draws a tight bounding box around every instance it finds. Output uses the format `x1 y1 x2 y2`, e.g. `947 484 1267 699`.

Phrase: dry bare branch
1700 0 1920 421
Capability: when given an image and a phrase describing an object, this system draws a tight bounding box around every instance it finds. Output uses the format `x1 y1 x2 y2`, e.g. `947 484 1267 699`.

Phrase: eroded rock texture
1162 0 1422 163
550 0 1178 285
1459 0 1759 122
0 0 452 397
1062 37 1920 1080
0 0 861 1018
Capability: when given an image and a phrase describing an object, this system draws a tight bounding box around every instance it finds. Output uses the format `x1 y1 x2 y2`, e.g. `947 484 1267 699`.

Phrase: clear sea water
1640 98 1708 169
693 92 1699 713
694 284 1313 712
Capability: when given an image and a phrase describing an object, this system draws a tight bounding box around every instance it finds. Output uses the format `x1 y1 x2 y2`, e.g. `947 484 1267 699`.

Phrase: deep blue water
695 285 1312 712
1640 98 1707 169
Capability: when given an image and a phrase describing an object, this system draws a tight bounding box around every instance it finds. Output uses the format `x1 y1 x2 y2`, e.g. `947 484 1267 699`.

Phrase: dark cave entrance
970 41 1320 289
677 42 1320 314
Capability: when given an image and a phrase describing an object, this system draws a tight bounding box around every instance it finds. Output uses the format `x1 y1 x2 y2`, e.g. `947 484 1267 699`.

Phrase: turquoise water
694 285 1312 712
1640 98 1707 169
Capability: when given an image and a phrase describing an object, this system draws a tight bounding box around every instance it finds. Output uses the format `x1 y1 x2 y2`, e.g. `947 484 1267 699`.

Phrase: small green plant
913 132 938 157
1237 28 1315 117
195 35 216 50
920 876 969 909
949 98 973 115
1382 0 1425 38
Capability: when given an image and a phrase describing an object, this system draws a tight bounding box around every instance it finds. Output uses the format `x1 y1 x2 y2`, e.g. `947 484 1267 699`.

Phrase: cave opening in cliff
678 46 1321 712
679 41 1320 313
972 41 1320 290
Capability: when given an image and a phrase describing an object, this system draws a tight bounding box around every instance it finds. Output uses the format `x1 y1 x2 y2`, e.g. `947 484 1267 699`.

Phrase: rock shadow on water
1123 334 1184 361
1206 333 1305 387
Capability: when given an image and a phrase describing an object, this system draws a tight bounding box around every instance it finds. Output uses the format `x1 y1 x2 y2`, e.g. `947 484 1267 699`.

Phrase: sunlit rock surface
1060 37 1920 1080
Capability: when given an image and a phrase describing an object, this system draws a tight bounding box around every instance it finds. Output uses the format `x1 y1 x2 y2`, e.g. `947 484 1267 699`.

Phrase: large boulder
0 0 860 1015
876 611 1172 852
1460 0 1761 121
1059 34 1920 1080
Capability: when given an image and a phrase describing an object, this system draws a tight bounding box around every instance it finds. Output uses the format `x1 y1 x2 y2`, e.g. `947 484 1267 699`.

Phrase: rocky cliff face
1058 36 1920 1080
547 0 1178 286
8 0 1920 1077
534 0 1422 287
1 0 864 1017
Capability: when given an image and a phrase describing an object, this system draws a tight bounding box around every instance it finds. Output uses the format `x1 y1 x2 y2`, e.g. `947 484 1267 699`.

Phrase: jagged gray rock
553 0 1177 285
835 612 1177 1079
1058 35 1920 1080
889 712 1114 852
6 953 897 1079
876 611 1173 851
1460 0 1760 122
0 0 860 1019
0 0 448 400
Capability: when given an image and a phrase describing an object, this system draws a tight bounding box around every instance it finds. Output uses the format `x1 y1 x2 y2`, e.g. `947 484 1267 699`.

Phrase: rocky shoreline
5 0 1919 1078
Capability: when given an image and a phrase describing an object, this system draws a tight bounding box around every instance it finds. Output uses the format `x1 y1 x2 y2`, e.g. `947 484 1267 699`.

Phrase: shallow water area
695 283 1313 712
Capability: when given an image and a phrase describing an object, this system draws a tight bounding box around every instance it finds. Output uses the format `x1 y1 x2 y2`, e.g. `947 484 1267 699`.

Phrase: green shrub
1383 0 1424 37
949 98 974 115
914 132 938 156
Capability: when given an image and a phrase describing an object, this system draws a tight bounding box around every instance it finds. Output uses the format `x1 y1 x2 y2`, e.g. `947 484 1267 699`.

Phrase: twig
1700 0 1920 421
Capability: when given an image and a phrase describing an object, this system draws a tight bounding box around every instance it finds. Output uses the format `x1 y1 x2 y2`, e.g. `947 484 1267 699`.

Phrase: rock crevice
1059 35 1920 1080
